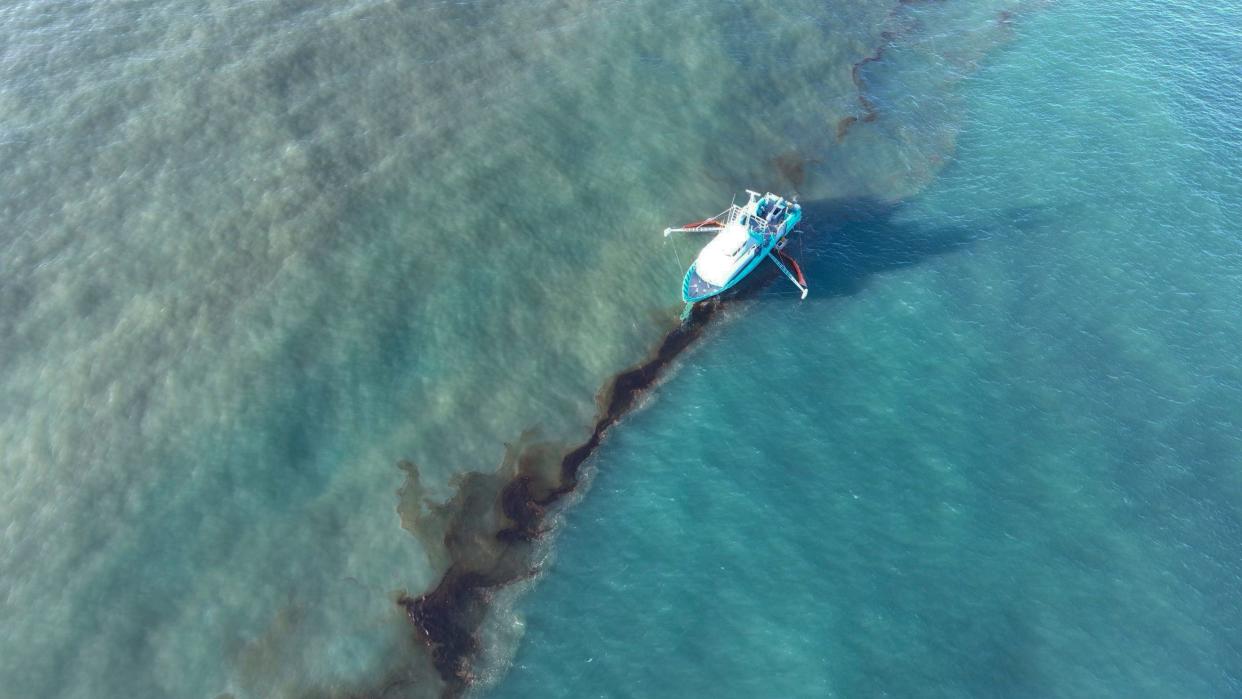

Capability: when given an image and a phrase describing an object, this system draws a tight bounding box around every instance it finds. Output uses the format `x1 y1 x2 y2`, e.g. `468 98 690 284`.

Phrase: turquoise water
2 0 1237 696
492 2 1242 697
0 1 1020 696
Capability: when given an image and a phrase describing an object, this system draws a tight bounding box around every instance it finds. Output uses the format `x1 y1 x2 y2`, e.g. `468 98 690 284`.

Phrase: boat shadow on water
727 196 999 304
397 197 1047 696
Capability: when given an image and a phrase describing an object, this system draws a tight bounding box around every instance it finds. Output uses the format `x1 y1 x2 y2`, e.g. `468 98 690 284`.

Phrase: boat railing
726 204 781 232
665 196 787 236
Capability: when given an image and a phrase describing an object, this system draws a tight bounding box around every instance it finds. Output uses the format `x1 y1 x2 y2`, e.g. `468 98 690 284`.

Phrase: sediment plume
390 4 1037 693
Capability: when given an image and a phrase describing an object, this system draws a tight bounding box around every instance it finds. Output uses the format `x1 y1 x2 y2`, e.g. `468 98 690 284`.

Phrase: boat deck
684 266 724 301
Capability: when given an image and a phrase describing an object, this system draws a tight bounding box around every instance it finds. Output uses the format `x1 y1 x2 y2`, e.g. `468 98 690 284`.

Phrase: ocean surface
493 2 1242 698
1 0 1238 697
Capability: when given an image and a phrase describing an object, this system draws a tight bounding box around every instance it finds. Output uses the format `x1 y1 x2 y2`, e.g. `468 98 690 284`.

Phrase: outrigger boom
663 191 808 303
768 250 809 300
663 209 730 236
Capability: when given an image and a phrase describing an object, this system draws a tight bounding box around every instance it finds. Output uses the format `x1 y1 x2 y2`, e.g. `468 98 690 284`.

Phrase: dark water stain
396 301 720 694
391 189 1000 696
845 30 895 137
836 114 859 142
385 3 1044 688
772 151 820 190
838 0 984 142
839 0 925 141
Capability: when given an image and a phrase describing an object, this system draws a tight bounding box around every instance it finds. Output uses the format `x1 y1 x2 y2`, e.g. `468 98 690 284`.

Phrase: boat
664 190 808 303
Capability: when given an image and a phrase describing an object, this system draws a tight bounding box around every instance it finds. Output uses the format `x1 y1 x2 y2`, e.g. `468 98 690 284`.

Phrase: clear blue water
491 2 1242 697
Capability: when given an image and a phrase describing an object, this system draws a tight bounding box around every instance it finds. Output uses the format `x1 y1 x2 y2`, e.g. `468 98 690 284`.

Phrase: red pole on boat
683 218 723 229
